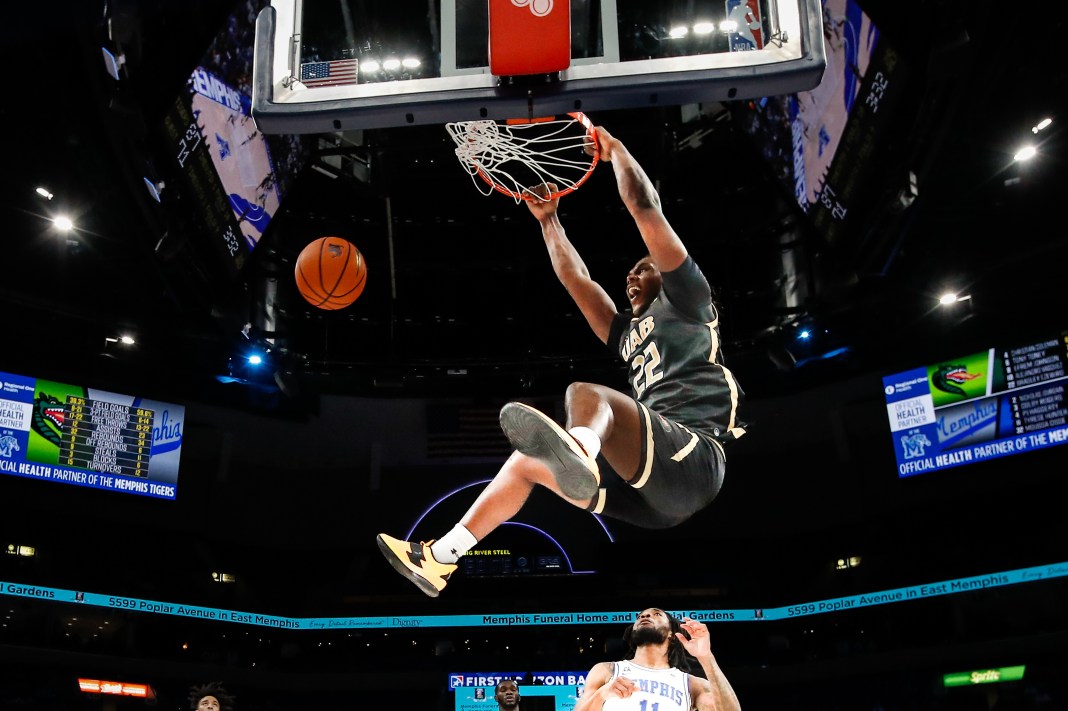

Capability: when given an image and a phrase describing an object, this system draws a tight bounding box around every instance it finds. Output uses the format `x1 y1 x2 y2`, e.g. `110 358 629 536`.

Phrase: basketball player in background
378 124 747 597
189 682 235 711
495 679 522 711
576 608 741 711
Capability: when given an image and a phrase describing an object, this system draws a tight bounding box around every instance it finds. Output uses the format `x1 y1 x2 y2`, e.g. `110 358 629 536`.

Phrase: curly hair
621 611 696 673
188 682 236 711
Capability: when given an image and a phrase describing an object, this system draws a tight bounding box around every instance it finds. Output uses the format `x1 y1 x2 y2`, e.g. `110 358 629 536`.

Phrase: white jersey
600 660 692 711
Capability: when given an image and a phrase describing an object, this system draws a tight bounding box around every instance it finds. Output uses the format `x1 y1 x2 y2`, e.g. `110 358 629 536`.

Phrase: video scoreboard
0 370 185 500
882 333 1068 478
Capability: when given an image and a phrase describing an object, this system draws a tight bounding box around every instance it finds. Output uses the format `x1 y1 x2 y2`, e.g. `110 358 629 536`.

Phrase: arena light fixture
101 45 126 80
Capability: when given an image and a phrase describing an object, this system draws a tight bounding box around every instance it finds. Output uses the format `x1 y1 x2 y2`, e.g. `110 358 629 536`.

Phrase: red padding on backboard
489 0 571 76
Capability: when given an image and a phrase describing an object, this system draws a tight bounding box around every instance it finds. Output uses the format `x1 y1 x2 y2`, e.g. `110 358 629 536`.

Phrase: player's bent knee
565 381 613 408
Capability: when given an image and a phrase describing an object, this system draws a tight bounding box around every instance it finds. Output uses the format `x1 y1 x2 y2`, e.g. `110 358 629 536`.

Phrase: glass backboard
252 0 826 134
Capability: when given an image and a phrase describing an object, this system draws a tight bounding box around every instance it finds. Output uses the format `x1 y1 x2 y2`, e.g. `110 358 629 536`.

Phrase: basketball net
445 112 599 203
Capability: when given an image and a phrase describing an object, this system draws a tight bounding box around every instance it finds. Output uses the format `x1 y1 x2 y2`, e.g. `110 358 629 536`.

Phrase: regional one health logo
884 375 928 396
1 380 34 396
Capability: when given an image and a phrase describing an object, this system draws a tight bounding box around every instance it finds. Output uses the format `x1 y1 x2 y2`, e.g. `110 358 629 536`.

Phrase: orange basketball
294 236 367 310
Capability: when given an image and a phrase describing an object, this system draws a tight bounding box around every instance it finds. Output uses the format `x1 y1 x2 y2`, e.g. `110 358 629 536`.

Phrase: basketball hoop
445 111 599 203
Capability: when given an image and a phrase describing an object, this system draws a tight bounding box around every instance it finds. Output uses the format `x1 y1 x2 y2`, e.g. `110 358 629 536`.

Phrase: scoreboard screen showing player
882 333 1068 478
736 0 886 248
450 671 586 711
0 371 185 500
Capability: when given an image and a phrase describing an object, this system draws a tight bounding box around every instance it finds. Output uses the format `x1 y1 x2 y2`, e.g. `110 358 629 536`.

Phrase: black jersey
608 255 746 443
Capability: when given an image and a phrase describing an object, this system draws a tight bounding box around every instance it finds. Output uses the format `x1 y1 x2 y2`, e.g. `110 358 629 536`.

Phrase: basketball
294 236 367 310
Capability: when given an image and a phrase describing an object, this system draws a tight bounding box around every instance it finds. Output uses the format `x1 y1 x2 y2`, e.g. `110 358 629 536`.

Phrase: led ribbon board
2 561 1066 630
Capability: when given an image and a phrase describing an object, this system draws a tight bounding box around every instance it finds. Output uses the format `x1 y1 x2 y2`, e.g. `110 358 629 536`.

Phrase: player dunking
378 124 747 597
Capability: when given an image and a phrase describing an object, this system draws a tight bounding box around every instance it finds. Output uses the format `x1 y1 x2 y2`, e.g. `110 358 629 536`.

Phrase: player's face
632 607 672 643
496 681 520 708
197 697 220 711
626 258 662 316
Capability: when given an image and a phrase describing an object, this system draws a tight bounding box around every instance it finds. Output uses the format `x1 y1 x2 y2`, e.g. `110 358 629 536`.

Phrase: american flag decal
299 58 358 88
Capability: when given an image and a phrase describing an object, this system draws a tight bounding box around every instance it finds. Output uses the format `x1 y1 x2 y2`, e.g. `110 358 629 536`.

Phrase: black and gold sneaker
499 401 600 500
376 534 457 598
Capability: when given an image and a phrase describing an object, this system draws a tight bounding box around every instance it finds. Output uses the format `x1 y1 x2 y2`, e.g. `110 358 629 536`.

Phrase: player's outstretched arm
678 618 742 711
594 126 688 274
527 183 617 344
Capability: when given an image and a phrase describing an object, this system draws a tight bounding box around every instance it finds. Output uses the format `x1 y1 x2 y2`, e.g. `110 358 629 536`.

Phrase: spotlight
939 292 971 306
1013 145 1037 162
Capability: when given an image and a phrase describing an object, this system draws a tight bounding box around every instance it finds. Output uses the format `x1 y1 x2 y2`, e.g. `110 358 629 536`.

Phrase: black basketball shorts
586 401 726 529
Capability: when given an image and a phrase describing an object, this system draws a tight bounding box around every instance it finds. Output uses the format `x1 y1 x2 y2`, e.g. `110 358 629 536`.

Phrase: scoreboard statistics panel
58 396 154 479
882 333 1068 478
0 371 185 500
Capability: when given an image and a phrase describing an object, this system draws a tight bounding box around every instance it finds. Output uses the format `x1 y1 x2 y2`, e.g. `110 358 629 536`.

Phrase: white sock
431 525 478 564
569 426 601 459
